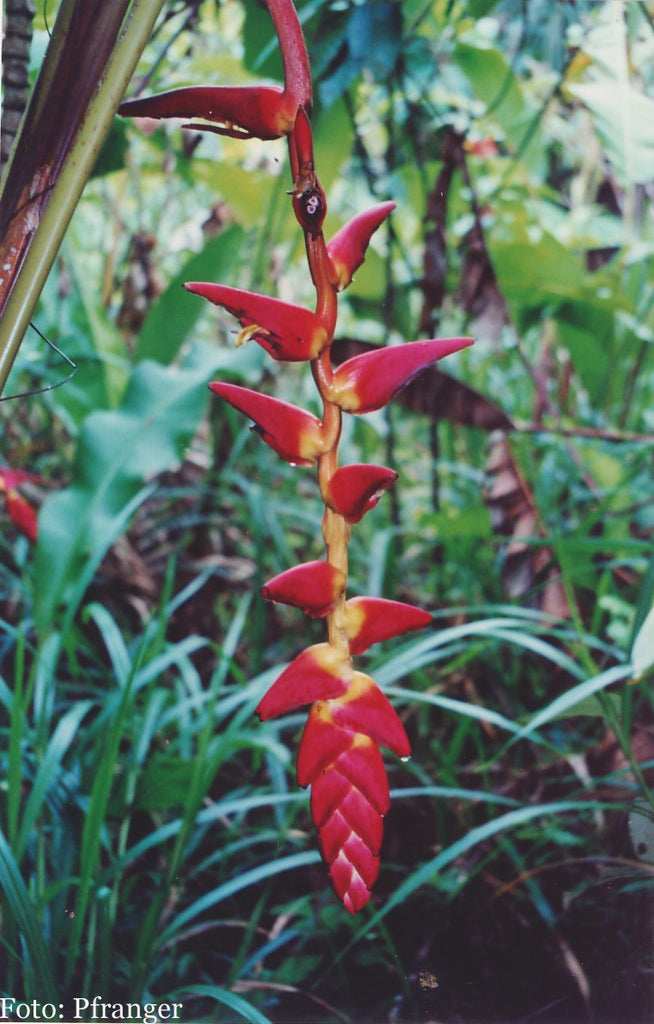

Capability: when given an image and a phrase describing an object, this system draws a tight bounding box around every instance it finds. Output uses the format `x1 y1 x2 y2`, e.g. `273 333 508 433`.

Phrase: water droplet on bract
400 755 411 763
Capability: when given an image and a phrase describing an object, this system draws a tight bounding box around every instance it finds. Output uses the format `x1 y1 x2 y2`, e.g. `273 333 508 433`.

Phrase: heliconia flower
325 337 474 414
326 201 396 291
256 643 351 720
325 463 398 523
297 686 410 913
119 85 300 141
343 597 432 655
209 382 330 466
184 283 329 362
261 560 345 617
0 467 41 543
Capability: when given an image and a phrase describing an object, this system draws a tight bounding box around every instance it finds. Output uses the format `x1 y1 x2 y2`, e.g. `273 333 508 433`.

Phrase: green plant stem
0 0 165 397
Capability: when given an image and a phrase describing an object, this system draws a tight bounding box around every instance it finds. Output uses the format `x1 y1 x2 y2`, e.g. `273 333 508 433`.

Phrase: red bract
327 201 396 291
344 597 432 655
209 382 330 466
325 463 398 523
0 467 41 542
119 85 297 140
261 560 345 617
327 337 474 413
327 672 410 756
184 283 329 362
120 0 311 140
256 643 350 719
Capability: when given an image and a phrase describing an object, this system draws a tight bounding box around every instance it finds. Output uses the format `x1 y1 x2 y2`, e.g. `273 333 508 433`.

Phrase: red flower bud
344 597 432 655
209 382 330 466
326 337 474 414
0 467 42 543
5 491 38 543
256 643 351 720
119 85 299 141
261 560 346 617
185 283 329 362
325 463 398 523
327 201 396 291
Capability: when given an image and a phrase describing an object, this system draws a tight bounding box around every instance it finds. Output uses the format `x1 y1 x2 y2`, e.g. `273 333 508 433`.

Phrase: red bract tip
185 283 329 362
0 467 42 543
326 337 474 414
5 491 38 543
261 560 346 617
326 463 398 523
327 673 411 758
344 597 432 655
256 643 351 720
119 85 298 141
209 382 330 466
327 201 396 291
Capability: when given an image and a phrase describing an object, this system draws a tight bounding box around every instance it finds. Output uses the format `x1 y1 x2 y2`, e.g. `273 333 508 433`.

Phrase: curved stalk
0 0 166 397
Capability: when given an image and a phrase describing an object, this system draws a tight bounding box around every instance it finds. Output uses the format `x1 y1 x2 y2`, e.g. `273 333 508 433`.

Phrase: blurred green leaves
34 347 222 632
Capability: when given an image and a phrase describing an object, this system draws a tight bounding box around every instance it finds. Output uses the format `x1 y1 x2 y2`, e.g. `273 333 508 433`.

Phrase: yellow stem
287 111 351 660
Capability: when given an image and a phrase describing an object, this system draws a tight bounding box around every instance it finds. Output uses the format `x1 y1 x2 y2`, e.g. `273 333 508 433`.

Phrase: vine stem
0 0 166 397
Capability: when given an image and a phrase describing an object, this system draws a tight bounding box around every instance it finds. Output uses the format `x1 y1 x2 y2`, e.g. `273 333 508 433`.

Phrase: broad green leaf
34 348 222 632
489 236 585 306
194 161 284 230
568 81 654 186
65 239 129 407
317 3 402 108
136 226 244 363
313 99 353 193
453 38 546 177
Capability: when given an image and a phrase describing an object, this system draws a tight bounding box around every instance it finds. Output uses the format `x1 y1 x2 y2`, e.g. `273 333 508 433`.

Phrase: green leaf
567 5 654 185
453 38 546 176
513 663 634 742
0 829 57 1001
34 350 220 632
135 756 197 811
136 226 244 363
317 2 402 108
15 700 95 862
568 82 654 186
159 851 320 946
489 236 585 307
631 603 654 678
174 984 273 1024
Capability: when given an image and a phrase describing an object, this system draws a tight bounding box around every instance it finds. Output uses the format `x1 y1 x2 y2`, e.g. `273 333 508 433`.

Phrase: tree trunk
1 0 36 176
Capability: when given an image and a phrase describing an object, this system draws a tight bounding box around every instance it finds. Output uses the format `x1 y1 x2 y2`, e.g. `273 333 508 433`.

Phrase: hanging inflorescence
120 0 472 913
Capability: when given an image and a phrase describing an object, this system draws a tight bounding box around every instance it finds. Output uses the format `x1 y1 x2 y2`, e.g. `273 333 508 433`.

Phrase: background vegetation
1 0 653 1021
